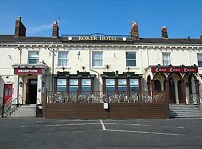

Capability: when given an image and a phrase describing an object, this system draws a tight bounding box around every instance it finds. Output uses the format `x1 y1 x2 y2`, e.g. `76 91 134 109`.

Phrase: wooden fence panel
44 103 169 119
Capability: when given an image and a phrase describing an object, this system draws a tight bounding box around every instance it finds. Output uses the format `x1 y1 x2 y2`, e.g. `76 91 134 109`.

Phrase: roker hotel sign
62 35 130 42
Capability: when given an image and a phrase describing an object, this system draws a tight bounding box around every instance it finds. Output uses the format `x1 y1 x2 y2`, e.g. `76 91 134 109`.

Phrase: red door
3 84 12 105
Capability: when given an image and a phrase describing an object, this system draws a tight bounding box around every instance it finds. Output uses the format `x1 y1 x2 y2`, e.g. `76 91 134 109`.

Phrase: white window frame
162 52 171 66
197 53 202 67
58 51 69 67
126 52 136 67
92 51 103 67
28 51 39 64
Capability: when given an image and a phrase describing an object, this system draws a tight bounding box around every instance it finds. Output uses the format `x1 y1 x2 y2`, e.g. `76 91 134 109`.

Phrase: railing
2 98 19 117
47 91 167 104
189 94 202 111
0 97 3 118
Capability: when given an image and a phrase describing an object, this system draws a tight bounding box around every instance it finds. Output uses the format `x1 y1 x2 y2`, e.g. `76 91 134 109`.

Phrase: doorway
3 84 12 104
27 79 37 104
169 77 176 103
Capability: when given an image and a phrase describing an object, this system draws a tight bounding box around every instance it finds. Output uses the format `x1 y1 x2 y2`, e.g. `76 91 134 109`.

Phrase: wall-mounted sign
78 36 117 41
14 68 42 74
151 66 198 73
62 35 132 42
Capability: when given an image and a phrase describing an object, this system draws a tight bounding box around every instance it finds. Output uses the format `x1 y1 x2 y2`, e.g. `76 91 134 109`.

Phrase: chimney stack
130 21 139 40
52 21 59 38
200 33 202 39
14 16 26 38
161 26 168 38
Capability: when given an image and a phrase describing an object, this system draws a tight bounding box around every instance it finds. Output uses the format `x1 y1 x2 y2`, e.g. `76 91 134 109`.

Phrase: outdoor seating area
46 91 167 104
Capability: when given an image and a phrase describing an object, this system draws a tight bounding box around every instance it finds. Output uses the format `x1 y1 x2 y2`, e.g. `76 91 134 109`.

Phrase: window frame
28 51 39 64
162 52 171 66
92 51 103 67
58 51 69 67
197 53 202 67
55 77 94 94
126 52 136 67
103 77 140 95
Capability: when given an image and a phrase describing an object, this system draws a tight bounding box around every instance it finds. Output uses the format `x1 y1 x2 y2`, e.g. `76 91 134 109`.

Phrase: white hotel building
0 17 202 107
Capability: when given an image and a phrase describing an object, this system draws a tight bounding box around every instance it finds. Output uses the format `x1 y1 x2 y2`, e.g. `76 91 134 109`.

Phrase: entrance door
3 84 12 104
169 78 176 103
177 80 183 103
27 79 37 104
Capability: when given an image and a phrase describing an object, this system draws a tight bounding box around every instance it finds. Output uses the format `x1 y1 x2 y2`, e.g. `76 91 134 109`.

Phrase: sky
0 0 202 38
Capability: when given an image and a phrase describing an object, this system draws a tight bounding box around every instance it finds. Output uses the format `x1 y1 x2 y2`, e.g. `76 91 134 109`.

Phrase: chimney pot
130 21 139 40
161 26 168 38
52 20 59 38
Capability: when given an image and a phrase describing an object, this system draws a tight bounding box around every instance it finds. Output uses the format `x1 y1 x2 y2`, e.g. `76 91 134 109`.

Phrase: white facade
1 17 202 105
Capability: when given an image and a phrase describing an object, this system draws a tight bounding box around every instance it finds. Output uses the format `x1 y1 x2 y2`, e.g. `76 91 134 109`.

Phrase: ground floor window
104 78 139 95
55 77 94 93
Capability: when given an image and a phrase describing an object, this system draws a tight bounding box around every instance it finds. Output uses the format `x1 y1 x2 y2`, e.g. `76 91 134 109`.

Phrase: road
0 118 202 149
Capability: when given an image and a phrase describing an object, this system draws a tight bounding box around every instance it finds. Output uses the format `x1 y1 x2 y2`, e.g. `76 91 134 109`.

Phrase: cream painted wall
1 44 202 101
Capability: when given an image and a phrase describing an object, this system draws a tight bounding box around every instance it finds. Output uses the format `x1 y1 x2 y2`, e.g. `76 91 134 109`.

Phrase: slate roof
0 34 202 45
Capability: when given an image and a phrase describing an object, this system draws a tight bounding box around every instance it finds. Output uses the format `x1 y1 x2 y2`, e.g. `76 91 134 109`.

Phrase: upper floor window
162 53 171 66
28 51 39 64
92 51 103 67
126 52 136 66
197 53 202 67
58 51 69 66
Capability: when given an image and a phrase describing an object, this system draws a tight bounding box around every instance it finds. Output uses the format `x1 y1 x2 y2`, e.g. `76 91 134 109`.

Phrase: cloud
27 23 53 35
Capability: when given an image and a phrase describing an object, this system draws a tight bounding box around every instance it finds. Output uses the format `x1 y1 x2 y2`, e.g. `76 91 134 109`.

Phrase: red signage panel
14 68 42 74
151 67 198 73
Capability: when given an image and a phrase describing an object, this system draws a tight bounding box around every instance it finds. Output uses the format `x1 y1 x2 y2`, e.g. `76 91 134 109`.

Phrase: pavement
0 118 202 149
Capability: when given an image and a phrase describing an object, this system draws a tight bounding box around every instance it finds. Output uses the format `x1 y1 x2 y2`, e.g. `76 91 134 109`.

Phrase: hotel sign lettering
14 68 42 74
78 36 117 41
151 67 198 73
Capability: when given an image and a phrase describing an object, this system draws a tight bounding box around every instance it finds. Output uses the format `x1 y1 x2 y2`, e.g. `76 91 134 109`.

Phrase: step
9 104 36 118
169 104 202 118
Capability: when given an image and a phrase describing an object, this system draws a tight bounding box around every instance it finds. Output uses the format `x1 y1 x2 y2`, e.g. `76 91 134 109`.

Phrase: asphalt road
0 118 202 149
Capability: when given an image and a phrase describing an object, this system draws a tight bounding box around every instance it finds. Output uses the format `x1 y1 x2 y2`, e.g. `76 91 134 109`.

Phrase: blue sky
0 0 202 38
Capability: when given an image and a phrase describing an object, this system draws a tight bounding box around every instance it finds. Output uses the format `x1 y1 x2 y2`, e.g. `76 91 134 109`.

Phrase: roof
0 34 202 45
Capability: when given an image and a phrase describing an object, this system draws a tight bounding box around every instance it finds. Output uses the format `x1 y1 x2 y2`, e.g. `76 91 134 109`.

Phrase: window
104 78 139 94
106 79 115 92
118 79 127 92
129 79 139 92
197 53 202 67
56 78 93 93
69 79 78 92
58 51 69 66
162 53 171 66
81 79 91 92
57 79 66 91
126 52 136 66
154 80 161 91
92 51 103 67
28 51 39 64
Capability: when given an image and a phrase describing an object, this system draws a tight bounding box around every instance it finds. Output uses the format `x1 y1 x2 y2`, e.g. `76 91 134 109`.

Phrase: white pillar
37 74 42 104
13 75 19 104
174 81 179 104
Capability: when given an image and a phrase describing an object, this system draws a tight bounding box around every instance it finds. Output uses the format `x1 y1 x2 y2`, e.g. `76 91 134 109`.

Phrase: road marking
46 123 100 127
100 119 106 130
177 126 184 129
106 129 184 136
131 124 150 127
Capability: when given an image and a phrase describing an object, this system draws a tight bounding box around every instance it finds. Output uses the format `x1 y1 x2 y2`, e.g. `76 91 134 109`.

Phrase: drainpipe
90 69 100 92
